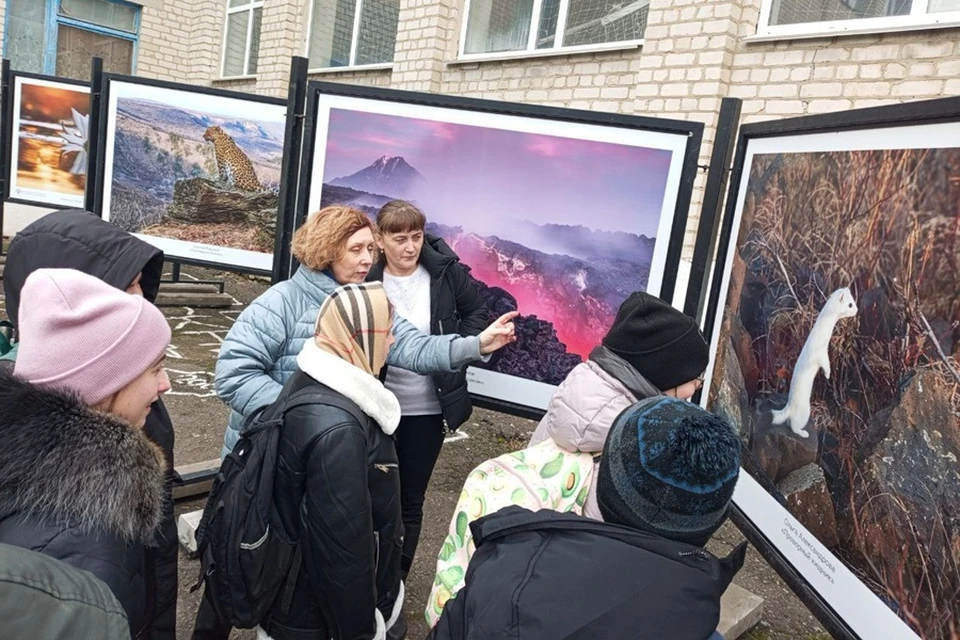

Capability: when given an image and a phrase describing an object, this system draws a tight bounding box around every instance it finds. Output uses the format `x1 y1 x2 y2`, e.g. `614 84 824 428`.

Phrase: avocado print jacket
425 439 595 627
528 345 662 520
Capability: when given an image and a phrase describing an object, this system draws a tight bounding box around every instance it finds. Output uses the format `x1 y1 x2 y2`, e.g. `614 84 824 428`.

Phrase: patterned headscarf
314 282 393 377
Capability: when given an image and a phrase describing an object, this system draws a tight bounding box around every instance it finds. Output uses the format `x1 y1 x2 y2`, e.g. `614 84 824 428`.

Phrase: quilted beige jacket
528 346 661 520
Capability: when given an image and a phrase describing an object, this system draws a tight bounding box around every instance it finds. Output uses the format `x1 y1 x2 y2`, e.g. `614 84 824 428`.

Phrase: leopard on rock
202 125 263 192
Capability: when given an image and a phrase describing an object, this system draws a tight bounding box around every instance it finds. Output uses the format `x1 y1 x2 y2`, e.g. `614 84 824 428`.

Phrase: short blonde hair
377 200 427 235
292 206 377 271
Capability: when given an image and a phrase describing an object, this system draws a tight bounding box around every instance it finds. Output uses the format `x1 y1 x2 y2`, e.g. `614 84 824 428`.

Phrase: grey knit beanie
596 396 741 547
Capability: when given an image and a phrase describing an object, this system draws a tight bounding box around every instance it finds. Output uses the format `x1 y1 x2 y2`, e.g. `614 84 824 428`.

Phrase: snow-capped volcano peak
330 155 425 198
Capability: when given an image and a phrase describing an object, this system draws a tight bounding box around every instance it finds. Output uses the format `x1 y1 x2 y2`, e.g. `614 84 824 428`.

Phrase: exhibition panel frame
702 96 960 640
296 81 705 418
94 73 288 275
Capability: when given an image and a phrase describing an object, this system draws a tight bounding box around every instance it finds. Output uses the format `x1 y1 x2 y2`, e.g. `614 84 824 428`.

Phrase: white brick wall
729 28 958 124
392 0 460 92
440 49 641 113
137 1 198 82
310 68 394 88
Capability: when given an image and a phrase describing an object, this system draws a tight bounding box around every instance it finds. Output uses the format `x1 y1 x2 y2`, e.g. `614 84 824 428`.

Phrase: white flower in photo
59 108 89 175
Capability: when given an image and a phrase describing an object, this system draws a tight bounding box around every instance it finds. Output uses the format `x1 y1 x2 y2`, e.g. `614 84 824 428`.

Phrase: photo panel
702 106 960 640
7 73 90 208
99 76 286 273
301 86 701 412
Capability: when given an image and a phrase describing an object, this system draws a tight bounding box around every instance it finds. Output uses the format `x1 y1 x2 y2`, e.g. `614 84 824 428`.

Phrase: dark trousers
394 413 446 578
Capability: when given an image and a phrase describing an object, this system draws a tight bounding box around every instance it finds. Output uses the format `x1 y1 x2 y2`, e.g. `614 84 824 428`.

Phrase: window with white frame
306 0 399 69
760 0 960 37
3 0 140 80
461 0 648 57
221 0 263 77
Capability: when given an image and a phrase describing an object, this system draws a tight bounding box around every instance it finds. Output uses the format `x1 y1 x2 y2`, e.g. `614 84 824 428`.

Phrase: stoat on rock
771 287 858 438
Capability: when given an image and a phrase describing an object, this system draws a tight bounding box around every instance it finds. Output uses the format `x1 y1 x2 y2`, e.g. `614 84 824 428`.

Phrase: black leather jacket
369 235 489 431
262 370 403 640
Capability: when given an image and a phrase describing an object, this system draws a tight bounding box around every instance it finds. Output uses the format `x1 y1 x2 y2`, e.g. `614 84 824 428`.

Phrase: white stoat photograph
703 126 960 640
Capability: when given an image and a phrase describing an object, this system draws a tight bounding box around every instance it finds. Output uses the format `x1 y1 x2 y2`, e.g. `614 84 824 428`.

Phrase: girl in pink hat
0 268 173 638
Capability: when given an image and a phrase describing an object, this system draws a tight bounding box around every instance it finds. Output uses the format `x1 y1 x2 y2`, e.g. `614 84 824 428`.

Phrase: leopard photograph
103 83 285 258
202 125 264 192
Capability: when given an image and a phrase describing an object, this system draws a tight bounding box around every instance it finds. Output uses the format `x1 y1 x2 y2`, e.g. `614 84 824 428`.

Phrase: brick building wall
2 0 960 258
137 1 197 82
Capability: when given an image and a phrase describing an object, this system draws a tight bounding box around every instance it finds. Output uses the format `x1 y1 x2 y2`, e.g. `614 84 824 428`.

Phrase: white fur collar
296 340 401 435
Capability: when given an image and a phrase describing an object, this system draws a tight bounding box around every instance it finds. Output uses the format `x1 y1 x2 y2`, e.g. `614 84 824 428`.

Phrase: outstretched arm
387 312 517 374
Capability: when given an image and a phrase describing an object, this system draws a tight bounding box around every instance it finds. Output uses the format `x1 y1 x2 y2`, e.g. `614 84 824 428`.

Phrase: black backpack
191 385 369 629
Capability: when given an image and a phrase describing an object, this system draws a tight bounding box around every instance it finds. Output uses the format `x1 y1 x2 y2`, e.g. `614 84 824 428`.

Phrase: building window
460 0 648 57
221 0 263 77
3 0 140 80
306 0 399 69
759 0 960 38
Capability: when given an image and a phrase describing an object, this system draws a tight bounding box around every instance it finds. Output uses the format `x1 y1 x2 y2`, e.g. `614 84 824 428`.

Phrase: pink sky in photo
322 107 674 237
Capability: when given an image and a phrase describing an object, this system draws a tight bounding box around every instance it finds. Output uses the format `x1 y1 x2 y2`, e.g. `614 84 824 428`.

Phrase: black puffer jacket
0 373 167 639
262 369 404 640
369 234 488 431
430 507 747 640
2 209 178 639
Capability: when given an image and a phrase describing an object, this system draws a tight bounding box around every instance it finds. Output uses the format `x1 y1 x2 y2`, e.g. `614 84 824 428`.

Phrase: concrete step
159 282 222 295
155 291 233 308
172 458 220 500
718 583 764 639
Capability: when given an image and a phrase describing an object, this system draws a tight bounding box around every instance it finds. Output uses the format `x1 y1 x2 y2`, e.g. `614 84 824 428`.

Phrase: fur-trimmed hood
0 372 166 543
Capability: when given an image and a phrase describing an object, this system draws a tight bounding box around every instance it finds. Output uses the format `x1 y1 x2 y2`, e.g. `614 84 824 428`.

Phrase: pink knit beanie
13 268 172 406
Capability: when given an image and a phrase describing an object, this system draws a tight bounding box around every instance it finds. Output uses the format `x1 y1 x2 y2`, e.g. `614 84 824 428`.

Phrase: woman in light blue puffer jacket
216 206 516 457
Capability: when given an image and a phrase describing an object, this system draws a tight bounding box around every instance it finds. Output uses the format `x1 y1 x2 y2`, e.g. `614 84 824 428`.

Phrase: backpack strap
278 544 302 615
280 386 370 429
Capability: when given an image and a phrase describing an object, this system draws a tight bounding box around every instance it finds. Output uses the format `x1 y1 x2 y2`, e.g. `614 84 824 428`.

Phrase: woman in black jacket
0 268 172 639
2 209 179 639
368 200 489 580
256 282 404 640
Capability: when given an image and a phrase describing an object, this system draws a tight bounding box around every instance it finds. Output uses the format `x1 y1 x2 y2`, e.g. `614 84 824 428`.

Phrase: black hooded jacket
369 234 488 430
429 507 747 639
1 209 178 639
0 373 167 639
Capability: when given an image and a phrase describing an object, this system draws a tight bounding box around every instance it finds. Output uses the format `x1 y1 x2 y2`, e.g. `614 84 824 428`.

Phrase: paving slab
719 583 765 639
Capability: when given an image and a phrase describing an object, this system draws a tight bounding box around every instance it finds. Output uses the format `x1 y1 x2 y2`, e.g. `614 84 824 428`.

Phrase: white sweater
382 266 442 416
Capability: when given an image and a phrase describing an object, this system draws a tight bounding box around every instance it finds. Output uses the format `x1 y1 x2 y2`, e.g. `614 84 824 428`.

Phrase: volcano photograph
310 103 686 406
